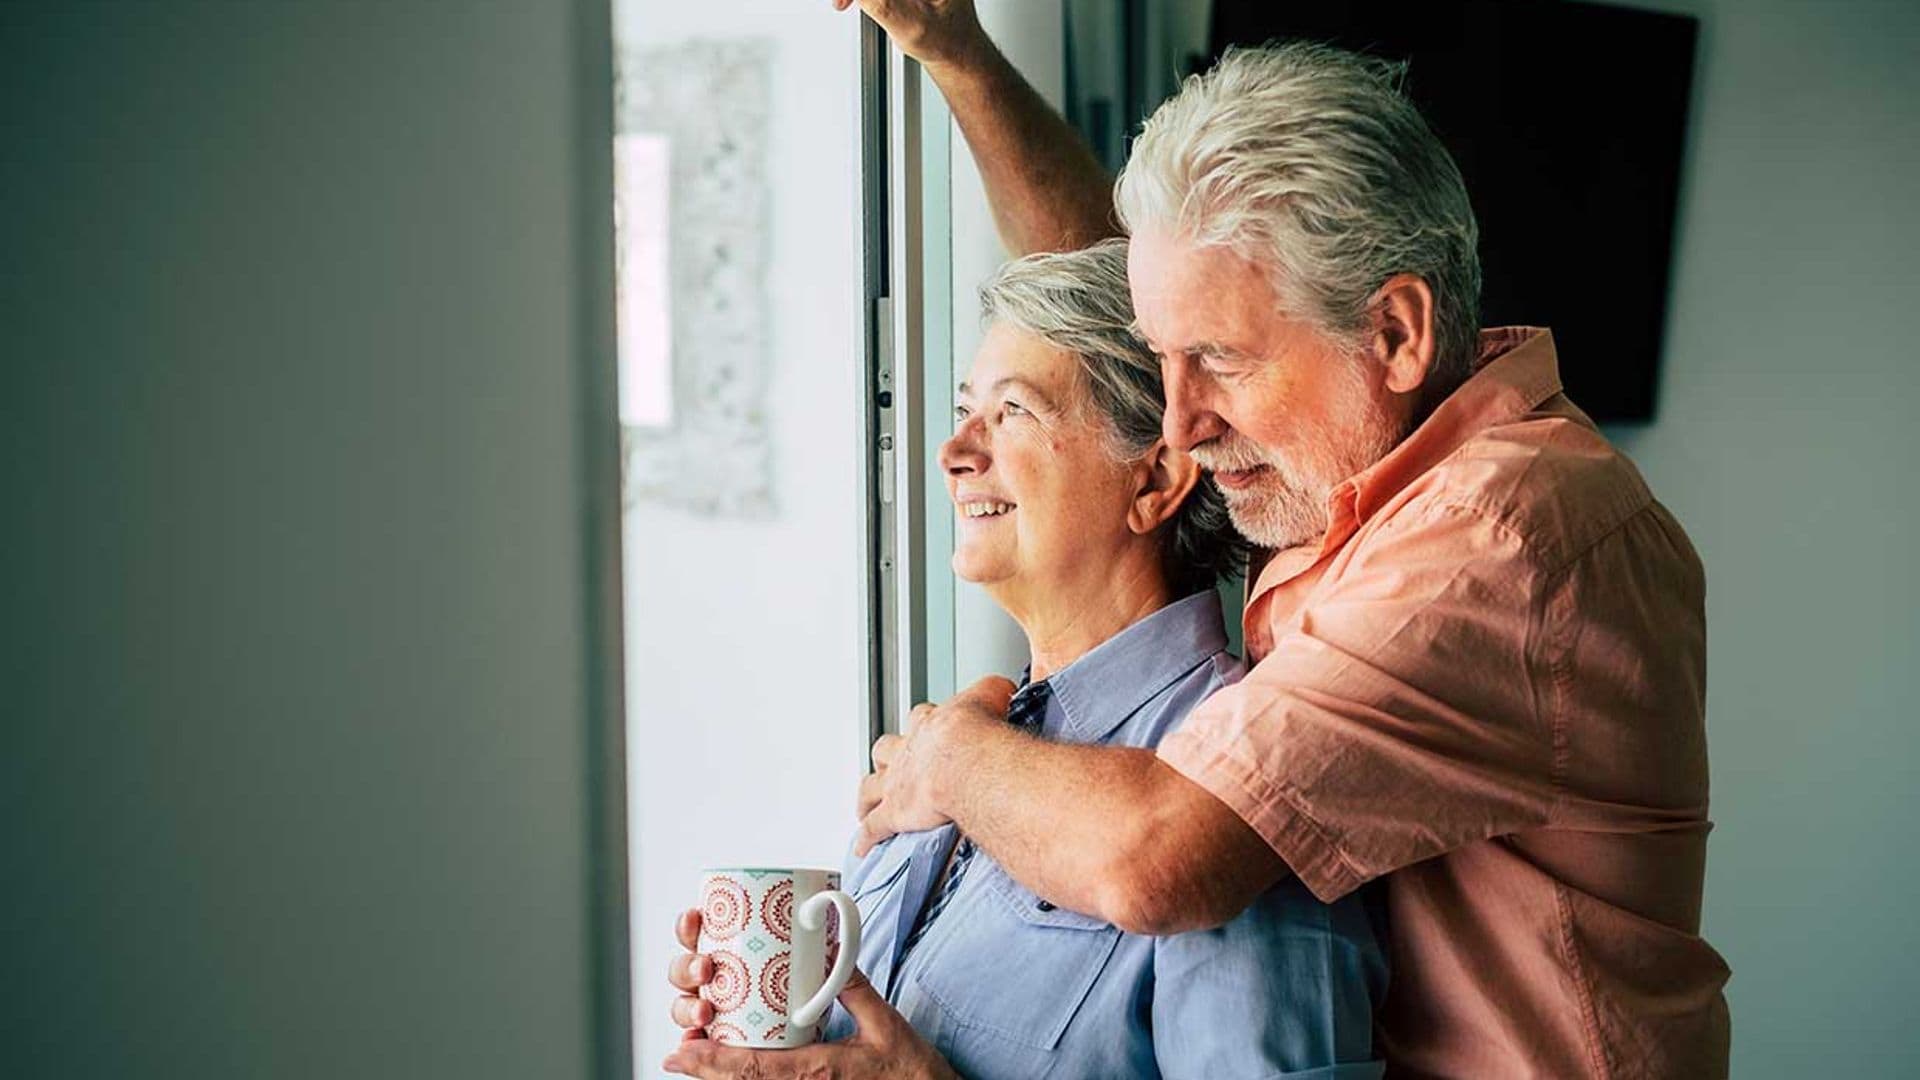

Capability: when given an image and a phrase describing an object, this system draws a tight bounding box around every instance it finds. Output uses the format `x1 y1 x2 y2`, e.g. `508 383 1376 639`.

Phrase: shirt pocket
914 863 1121 1051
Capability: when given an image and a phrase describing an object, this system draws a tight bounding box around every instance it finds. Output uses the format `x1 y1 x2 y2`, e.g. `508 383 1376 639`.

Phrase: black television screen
1209 0 1698 422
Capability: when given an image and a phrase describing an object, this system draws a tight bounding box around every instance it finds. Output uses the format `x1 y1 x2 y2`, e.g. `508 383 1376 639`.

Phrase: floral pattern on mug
762 879 794 943
706 1021 746 1046
760 950 791 1014
702 877 751 940
702 949 750 1013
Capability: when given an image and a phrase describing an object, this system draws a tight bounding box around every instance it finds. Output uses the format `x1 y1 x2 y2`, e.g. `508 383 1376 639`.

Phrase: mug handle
788 888 862 1028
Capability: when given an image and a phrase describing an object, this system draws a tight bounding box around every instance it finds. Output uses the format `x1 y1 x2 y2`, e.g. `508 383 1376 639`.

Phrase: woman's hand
663 967 959 1080
666 908 716 1034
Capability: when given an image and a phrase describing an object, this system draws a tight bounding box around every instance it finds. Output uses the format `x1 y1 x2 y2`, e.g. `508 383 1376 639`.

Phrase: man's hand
831 0 1116 254
663 967 959 1080
855 675 1015 856
828 0 989 74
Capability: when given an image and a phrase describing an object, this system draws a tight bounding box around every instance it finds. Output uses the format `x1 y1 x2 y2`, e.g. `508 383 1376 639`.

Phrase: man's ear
1128 440 1201 536
1369 273 1438 394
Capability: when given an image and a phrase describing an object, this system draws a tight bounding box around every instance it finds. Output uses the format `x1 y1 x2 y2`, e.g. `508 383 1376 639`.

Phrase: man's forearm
928 717 1289 933
923 41 1118 255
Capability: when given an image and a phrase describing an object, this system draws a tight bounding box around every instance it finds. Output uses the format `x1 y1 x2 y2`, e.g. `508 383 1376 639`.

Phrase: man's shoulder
1396 393 1671 573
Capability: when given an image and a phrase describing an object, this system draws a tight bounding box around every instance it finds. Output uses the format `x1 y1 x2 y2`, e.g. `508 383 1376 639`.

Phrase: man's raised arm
835 0 1118 254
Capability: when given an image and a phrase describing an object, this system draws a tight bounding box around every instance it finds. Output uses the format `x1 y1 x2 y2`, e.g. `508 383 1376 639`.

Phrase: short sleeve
1157 499 1559 903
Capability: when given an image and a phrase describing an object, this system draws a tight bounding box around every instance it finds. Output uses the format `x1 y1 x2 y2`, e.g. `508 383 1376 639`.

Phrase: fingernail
694 956 710 979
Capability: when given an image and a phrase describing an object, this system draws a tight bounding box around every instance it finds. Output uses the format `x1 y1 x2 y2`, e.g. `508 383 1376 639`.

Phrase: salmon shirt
1158 328 1732 1078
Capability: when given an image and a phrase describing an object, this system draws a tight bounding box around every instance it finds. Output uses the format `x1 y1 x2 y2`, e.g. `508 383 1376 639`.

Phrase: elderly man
676 2 1732 1077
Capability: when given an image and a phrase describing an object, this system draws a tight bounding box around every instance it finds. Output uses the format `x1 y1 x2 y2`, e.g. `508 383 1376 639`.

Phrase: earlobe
1373 274 1438 394
1128 443 1201 535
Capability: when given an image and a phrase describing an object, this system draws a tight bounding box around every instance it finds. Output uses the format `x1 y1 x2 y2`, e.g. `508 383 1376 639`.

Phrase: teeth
961 502 1014 518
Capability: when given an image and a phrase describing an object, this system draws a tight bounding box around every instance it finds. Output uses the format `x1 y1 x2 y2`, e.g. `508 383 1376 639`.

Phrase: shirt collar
1243 327 1563 607
1332 326 1563 546
1033 589 1228 745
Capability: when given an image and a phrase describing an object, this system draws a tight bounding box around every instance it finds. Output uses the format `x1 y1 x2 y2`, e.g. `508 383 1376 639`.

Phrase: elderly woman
665 241 1386 1080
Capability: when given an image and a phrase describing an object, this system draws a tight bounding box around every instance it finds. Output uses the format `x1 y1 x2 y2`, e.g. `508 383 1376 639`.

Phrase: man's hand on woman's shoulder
855 675 1015 856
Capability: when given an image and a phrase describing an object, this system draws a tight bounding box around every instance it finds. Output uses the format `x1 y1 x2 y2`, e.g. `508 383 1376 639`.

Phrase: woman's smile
957 499 1017 521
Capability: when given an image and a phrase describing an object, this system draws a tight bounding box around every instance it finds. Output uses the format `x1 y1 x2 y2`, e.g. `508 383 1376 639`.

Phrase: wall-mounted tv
1210 0 1699 422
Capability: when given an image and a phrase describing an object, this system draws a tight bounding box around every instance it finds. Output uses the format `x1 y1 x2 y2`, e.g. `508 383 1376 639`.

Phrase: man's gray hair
979 239 1247 596
1114 42 1483 385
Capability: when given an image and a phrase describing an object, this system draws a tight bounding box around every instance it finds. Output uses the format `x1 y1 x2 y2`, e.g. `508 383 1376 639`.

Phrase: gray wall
1613 0 1920 1075
1 3 623 1078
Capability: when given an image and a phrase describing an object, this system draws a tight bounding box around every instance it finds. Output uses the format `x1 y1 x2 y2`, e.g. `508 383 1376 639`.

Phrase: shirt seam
1543 561 1578 801
1555 880 1615 1080
1540 508 1629 1079
1400 443 1656 576
1404 499 1567 803
1539 504 1675 808
1398 495 1532 550
1537 494 1661 580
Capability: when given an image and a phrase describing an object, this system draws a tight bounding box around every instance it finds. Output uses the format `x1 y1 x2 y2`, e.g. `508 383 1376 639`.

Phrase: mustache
1189 434 1277 473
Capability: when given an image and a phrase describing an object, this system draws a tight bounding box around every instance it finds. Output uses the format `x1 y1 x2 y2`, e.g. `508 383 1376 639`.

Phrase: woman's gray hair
1114 42 1483 386
979 238 1247 596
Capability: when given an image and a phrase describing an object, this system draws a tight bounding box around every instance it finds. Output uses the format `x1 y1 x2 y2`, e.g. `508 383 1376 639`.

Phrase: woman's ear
1128 440 1201 536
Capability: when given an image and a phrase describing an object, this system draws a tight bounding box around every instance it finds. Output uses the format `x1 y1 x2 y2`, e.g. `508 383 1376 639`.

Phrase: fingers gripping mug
697 867 862 1049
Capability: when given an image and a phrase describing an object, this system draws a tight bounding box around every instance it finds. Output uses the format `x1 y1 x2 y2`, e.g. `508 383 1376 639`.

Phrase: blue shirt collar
1029 590 1228 745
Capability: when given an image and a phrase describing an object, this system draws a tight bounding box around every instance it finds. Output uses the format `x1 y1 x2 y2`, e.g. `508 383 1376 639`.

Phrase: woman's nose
939 417 989 476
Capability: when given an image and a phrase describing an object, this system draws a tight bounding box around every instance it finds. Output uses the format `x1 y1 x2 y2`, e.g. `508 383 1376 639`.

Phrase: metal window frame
861 19 937 746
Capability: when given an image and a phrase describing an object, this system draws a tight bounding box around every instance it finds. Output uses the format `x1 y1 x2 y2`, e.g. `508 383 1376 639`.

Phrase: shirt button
1036 900 1055 911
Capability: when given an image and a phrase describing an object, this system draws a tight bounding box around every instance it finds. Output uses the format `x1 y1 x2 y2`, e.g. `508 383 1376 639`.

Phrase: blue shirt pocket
913 863 1121 1051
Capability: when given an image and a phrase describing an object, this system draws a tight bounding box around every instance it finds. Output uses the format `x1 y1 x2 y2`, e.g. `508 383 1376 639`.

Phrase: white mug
696 867 862 1048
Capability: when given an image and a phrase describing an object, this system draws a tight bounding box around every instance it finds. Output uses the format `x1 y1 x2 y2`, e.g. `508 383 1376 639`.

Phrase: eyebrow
1132 328 1241 360
1196 343 1252 361
955 376 1061 412
1179 341 1246 359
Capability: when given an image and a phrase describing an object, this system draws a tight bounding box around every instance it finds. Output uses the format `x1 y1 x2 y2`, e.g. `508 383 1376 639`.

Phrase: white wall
0 3 618 1078
1604 1 1920 1074
614 4 869 1075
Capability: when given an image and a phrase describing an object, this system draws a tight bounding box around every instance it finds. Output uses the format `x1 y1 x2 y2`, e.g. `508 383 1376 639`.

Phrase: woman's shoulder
1111 646 1243 751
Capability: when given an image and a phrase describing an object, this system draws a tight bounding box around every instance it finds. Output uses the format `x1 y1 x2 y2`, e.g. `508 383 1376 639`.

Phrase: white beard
1192 366 1405 550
